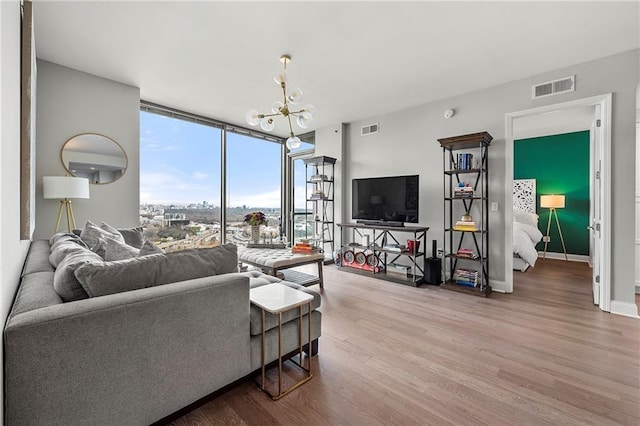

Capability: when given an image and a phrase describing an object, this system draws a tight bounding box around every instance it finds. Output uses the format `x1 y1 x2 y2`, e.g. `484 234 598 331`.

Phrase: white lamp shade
540 194 565 209
43 176 90 199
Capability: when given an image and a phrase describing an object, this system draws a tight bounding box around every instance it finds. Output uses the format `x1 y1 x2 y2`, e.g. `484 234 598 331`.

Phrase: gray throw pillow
117 227 145 249
50 239 91 268
75 243 238 297
80 220 125 258
53 249 103 301
139 240 165 256
104 237 140 261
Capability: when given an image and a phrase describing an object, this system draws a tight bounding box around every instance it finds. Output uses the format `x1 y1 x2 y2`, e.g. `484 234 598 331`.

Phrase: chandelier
246 54 314 150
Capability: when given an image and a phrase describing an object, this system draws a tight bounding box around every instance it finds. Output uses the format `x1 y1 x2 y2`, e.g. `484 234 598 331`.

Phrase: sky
140 111 284 208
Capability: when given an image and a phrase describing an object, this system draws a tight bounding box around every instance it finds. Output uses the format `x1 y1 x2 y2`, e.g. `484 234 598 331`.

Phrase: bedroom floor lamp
43 176 90 233
540 194 568 261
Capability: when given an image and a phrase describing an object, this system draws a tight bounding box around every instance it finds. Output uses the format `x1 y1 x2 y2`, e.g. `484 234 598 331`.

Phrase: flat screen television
352 175 419 225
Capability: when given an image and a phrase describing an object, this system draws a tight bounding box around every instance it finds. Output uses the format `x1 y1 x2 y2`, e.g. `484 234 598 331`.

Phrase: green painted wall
514 131 590 256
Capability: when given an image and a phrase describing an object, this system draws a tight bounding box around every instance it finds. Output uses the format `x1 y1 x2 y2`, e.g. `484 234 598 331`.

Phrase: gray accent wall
316 49 639 307
34 60 140 239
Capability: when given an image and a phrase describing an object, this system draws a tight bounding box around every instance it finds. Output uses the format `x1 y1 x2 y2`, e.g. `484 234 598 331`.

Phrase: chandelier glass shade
246 55 314 150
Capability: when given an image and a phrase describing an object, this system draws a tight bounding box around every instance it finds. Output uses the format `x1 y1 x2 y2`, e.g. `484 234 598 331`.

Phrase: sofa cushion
75 244 238 297
80 220 125 258
22 240 55 276
53 249 103 302
10 271 62 316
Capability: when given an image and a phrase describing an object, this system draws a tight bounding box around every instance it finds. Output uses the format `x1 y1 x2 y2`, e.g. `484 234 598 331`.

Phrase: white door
590 108 603 305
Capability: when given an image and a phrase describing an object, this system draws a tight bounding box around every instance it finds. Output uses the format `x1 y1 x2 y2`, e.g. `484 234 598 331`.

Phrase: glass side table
249 283 314 400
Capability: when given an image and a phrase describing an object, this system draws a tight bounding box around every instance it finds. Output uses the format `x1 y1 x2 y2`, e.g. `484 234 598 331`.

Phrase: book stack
456 248 479 259
454 268 478 287
454 182 474 198
383 243 406 252
456 153 474 170
453 220 477 232
291 242 317 254
310 189 324 200
386 263 410 278
310 174 328 182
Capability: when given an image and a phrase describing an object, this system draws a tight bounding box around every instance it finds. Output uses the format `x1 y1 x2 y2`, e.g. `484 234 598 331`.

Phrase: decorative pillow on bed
514 212 539 228
514 221 543 244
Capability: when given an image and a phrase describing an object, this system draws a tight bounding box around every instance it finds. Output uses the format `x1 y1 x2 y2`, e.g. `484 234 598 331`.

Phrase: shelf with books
304 156 337 264
337 223 429 287
439 131 492 297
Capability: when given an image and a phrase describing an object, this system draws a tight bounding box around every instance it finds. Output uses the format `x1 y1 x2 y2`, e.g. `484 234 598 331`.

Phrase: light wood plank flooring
169 259 640 425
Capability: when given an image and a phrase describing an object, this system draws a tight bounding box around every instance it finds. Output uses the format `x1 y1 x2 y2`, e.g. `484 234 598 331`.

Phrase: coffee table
238 247 324 290
250 283 314 400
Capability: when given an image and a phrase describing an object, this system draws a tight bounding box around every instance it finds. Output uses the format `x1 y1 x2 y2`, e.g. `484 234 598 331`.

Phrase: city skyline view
140 111 283 208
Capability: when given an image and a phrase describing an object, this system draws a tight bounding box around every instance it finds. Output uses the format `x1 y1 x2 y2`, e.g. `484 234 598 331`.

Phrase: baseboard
537 252 589 263
490 279 508 293
610 300 640 318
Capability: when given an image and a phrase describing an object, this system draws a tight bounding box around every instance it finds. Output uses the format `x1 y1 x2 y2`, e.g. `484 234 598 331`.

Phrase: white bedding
513 219 542 267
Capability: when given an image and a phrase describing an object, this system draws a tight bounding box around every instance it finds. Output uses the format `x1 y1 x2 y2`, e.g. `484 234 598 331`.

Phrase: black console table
337 223 429 286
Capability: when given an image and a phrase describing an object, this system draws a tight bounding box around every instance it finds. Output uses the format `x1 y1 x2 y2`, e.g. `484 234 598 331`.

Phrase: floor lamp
43 176 90 233
540 194 568 261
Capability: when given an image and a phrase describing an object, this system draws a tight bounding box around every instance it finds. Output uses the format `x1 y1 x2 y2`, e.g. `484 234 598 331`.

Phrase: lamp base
54 199 77 233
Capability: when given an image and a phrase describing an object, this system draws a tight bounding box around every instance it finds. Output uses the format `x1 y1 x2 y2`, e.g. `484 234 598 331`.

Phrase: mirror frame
60 133 128 185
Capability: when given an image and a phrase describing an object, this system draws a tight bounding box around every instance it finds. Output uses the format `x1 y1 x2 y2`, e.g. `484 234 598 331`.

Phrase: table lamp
540 194 567 260
43 176 90 233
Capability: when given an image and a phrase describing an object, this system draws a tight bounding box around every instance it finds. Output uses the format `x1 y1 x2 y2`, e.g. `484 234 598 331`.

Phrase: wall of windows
139 103 288 251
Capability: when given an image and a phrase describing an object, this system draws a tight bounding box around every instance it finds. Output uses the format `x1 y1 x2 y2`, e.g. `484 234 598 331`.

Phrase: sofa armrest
4 273 251 426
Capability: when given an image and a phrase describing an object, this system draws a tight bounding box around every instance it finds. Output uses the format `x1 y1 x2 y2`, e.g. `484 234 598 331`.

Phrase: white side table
249 283 314 400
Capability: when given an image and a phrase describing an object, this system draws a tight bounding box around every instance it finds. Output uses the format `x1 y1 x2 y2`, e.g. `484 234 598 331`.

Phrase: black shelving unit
304 156 336 264
337 223 429 287
438 132 492 297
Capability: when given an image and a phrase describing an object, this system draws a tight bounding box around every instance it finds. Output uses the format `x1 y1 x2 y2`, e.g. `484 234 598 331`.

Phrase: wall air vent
532 75 575 99
361 123 379 136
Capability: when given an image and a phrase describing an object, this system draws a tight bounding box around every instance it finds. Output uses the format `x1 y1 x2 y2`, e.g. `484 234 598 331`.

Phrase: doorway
505 94 612 312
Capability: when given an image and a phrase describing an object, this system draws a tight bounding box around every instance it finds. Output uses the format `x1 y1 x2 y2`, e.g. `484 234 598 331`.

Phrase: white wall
1 0 33 420
635 84 640 294
313 124 345 250
316 49 639 307
34 60 140 238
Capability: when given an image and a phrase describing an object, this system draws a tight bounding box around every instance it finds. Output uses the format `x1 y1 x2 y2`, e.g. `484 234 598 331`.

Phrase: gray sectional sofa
4 233 321 425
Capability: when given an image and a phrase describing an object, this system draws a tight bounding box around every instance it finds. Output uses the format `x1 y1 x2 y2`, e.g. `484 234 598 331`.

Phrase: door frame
504 93 612 312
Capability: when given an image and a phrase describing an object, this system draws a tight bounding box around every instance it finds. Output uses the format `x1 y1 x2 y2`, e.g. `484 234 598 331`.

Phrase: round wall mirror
61 133 127 184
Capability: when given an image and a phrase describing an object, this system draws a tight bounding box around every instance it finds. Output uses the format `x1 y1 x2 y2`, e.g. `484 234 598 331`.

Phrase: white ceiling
33 1 640 138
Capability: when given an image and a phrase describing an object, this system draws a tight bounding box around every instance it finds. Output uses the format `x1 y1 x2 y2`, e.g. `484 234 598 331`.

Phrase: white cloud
228 187 281 208
192 171 208 181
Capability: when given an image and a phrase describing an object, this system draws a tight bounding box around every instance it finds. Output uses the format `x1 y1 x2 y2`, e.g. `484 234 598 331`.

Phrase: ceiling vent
532 75 575 99
361 123 379 136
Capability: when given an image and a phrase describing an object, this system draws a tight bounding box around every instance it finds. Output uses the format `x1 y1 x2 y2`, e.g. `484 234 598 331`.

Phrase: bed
513 179 543 271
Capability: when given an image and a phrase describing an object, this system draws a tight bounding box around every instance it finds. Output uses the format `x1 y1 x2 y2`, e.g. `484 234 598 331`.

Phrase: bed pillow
514 221 543 244
514 212 539 228
75 243 237 297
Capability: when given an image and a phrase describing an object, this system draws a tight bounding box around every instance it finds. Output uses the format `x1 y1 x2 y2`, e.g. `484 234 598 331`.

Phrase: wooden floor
169 259 640 425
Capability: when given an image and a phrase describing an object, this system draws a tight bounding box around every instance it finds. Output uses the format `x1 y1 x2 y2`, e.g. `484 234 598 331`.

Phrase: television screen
352 175 419 224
